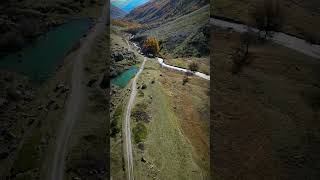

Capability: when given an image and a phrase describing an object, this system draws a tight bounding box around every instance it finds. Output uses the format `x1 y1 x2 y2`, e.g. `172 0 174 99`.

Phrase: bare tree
252 0 283 39
231 28 254 74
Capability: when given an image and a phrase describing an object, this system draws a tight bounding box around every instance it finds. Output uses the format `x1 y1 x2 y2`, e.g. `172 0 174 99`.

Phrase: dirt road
47 2 109 180
210 18 320 59
123 57 147 180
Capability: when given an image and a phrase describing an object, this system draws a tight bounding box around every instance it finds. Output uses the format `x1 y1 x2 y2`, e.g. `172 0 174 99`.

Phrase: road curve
47 2 109 180
210 18 320 59
124 57 147 180
157 57 210 80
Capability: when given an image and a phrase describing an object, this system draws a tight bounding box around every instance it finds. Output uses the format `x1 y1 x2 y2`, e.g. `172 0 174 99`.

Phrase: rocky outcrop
110 48 137 78
111 49 136 62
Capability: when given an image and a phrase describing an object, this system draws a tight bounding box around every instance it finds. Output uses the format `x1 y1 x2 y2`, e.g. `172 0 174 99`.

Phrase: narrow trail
47 2 109 180
123 56 147 180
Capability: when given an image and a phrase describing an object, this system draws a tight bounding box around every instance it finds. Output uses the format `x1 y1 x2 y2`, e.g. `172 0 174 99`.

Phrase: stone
87 79 97 87
141 84 147 89
55 82 65 92
141 157 146 163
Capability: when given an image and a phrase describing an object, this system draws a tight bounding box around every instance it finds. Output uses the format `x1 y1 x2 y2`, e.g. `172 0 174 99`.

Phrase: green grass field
132 59 210 179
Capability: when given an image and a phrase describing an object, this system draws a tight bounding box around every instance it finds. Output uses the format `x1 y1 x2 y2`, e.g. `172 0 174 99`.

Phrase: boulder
111 49 136 62
141 84 147 89
55 82 65 92
87 79 97 87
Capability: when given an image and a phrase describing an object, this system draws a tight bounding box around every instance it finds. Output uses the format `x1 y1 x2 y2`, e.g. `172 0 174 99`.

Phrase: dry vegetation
212 26 320 180
111 19 146 34
142 37 160 55
212 0 320 43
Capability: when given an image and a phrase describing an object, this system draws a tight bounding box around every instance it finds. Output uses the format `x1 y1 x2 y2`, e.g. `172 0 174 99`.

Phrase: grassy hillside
126 0 209 26
132 58 210 179
212 26 320 180
136 5 210 58
212 0 320 43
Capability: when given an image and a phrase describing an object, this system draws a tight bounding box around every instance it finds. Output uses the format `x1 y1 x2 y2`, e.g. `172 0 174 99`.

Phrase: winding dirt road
123 57 147 180
47 2 109 180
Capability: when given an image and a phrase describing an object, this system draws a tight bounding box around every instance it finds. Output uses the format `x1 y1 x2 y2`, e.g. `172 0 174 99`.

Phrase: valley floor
110 28 210 179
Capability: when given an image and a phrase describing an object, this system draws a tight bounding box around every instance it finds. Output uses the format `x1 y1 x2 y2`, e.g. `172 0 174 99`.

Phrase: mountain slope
125 0 209 25
134 5 210 57
212 0 320 43
111 4 127 19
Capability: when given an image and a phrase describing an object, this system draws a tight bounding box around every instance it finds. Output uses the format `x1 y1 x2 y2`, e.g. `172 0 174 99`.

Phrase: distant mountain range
125 0 209 24
111 5 127 19
111 0 149 12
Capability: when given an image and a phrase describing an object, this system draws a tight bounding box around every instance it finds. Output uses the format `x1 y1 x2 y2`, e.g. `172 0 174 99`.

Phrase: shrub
252 0 283 38
231 32 252 74
182 75 189 85
111 105 122 138
132 102 150 123
188 62 199 72
142 37 160 55
132 122 147 143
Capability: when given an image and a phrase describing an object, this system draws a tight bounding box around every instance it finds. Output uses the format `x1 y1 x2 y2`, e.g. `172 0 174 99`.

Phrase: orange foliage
142 37 160 55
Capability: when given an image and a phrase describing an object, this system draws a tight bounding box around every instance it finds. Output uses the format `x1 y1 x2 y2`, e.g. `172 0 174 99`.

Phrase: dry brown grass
111 19 146 32
212 27 320 180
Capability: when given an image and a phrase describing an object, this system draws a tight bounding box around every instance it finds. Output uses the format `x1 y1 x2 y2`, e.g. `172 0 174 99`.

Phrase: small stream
0 19 92 84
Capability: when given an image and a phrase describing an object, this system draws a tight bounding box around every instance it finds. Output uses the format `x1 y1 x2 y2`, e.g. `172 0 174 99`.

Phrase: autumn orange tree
142 37 160 55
